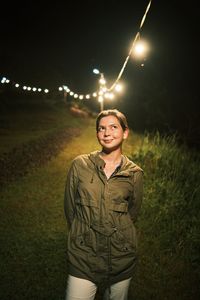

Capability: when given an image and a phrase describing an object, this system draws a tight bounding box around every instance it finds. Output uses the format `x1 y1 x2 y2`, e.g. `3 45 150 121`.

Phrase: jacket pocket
109 201 137 253
111 225 137 255
109 201 128 212
73 230 92 249
68 220 93 250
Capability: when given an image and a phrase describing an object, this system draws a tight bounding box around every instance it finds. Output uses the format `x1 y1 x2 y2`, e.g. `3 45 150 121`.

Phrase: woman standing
64 109 143 300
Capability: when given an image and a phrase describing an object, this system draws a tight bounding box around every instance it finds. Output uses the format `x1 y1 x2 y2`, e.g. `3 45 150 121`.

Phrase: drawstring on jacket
90 171 95 183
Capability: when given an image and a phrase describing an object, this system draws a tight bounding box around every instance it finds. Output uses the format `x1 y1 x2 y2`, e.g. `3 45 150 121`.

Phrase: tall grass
129 132 200 300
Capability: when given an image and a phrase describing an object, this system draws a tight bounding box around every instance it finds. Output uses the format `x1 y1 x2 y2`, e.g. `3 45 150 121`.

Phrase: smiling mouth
103 139 113 143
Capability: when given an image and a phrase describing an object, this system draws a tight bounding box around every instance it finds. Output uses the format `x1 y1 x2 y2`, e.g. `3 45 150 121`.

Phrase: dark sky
1 0 199 128
1 1 198 88
1 1 153 88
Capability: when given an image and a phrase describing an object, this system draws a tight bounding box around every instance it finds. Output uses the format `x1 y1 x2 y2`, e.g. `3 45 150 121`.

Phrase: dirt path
0 127 81 188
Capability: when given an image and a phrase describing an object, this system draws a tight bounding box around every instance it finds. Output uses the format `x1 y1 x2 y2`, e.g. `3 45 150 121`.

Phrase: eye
98 126 105 132
111 125 118 129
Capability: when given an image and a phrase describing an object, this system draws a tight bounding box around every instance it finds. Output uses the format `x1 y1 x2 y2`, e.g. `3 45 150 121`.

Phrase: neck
100 148 122 164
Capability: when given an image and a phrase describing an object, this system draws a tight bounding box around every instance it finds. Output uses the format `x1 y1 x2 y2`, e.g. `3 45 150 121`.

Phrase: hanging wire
1 0 152 100
107 0 152 92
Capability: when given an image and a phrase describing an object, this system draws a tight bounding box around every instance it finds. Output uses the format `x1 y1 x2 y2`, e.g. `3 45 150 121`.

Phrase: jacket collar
88 150 138 176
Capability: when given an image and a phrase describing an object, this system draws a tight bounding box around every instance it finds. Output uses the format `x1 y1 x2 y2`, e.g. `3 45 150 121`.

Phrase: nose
104 127 111 136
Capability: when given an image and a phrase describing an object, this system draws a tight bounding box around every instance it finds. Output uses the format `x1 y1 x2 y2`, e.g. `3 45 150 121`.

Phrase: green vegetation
0 99 199 299
130 133 200 300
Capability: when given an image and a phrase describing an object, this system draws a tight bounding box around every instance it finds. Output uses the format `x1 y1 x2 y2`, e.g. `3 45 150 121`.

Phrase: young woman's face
96 115 128 152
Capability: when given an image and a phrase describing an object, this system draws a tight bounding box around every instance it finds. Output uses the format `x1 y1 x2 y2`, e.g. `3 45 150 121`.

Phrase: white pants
65 275 132 300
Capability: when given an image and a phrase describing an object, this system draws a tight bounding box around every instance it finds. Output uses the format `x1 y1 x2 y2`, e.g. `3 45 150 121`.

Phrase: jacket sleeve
64 160 79 228
129 170 143 223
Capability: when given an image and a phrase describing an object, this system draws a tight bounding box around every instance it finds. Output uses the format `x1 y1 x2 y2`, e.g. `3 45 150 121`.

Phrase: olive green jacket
64 150 143 285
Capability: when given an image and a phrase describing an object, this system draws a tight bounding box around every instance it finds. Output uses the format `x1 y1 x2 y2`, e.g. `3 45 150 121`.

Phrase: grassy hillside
0 97 88 154
0 97 199 299
0 97 94 187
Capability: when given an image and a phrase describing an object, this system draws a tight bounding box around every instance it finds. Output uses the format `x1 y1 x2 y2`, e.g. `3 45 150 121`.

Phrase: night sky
1 0 199 146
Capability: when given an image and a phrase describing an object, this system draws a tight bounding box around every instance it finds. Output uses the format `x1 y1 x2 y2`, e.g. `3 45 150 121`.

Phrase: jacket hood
88 150 143 176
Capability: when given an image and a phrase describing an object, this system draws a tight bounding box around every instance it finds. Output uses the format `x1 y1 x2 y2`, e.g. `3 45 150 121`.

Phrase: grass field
0 98 199 299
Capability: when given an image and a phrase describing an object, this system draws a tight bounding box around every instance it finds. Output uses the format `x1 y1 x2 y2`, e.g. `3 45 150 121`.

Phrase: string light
107 0 152 92
0 0 152 102
1 76 50 94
